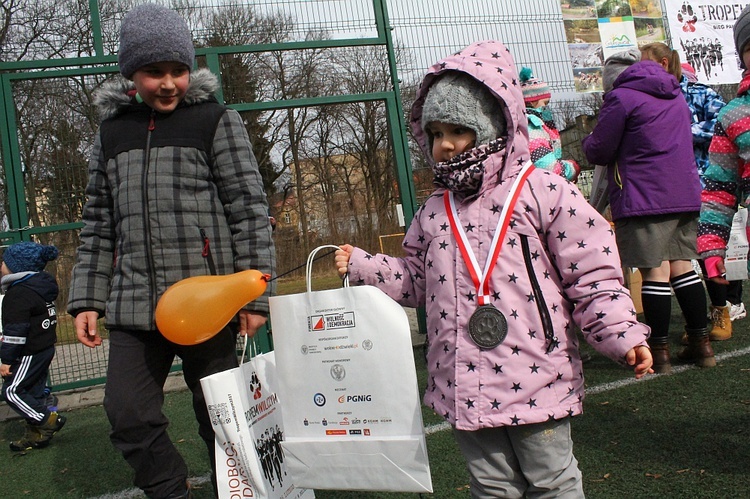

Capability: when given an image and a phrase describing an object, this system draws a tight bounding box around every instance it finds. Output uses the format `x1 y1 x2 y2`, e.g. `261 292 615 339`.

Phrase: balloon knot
262 274 271 282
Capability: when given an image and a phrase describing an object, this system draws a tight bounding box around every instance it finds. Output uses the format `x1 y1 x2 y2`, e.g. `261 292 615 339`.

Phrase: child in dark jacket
0 242 64 451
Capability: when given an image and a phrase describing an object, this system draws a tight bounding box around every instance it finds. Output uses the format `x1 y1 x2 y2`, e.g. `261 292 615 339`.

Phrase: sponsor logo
349 429 362 435
313 393 326 407
308 312 356 331
247 372 262 400
325 429 347 436
330 364 346 381
337 394 372 403
364 429 371 436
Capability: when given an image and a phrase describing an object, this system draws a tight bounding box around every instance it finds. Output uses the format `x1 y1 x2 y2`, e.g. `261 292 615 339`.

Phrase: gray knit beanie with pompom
421 72 507 147
118 3 195 79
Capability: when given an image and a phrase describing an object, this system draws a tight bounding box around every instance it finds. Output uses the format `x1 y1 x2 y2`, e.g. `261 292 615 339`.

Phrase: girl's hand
0 363 11 377
335 245 354 277
625 345 653 379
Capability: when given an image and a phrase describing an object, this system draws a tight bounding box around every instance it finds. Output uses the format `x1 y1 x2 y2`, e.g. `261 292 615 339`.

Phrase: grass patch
3 297 750 497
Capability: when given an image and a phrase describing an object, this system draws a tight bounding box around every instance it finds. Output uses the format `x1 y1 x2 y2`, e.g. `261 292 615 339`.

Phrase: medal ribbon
444 162 534 306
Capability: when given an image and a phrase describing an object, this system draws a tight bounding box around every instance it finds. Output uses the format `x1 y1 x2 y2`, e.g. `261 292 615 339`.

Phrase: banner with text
665 0 749 84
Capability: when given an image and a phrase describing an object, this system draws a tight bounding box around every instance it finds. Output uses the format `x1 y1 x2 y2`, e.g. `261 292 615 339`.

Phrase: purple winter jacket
582 60 701 221
347 41 650 431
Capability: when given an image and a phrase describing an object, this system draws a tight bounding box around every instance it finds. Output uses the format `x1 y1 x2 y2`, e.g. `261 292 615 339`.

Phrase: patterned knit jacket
680 76 726 186
526 107 580 182
697 72 750 265
67 69 275 331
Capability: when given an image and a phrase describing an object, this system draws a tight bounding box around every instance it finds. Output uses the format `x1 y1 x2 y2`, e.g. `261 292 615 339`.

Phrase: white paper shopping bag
269 246 432 493
201 349 314 499
725 207 749 281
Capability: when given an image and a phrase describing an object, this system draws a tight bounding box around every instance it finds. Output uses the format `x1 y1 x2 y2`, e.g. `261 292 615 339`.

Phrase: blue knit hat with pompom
3 242 58 273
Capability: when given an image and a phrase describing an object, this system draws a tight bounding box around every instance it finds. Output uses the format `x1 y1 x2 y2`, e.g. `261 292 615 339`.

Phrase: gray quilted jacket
67 69 275 331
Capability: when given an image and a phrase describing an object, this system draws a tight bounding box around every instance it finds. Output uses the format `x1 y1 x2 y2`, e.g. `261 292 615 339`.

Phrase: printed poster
664 0 750 84
563 1 666 93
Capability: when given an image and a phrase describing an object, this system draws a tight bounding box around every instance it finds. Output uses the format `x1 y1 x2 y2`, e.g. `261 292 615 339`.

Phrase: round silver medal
468 304 508 349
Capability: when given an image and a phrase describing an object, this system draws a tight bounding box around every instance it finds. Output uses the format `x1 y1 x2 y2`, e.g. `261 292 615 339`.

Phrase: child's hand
625 345 653 379
74 311 103 348
0 363 11 377
335 245 354 277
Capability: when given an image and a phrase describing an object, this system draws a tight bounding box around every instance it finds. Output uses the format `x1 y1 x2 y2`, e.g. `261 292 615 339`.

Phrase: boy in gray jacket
67 4 275 497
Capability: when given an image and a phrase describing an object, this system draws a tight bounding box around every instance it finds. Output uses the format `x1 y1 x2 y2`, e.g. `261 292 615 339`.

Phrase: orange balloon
155 269 269 345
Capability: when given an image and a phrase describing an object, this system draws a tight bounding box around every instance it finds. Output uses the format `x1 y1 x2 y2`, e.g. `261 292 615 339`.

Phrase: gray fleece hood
93 68 220 120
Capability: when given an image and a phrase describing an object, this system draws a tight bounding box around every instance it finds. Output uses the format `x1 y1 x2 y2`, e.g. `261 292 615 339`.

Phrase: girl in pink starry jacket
335 40 652 497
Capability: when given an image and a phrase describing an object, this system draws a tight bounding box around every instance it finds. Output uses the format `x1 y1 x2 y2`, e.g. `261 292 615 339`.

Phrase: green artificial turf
2 298 749 498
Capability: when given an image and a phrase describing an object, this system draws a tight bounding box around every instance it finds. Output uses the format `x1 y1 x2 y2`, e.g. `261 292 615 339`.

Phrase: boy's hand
74 311 103 348
239 310 267 338
625 345 653 379
0 363 11 377
335 245 354 277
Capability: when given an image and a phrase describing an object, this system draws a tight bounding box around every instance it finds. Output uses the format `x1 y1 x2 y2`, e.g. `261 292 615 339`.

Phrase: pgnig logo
337 394 372 403
313 393 326 407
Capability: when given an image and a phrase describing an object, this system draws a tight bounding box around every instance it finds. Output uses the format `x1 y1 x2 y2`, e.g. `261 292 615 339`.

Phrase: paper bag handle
238 334 261 365
306 244 350 293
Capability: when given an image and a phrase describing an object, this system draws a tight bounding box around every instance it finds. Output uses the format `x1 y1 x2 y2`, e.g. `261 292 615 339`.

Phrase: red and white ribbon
444 161 534 305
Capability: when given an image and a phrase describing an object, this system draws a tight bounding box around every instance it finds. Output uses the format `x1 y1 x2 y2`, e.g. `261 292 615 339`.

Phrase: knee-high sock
641 281 672 342
671 271 708 330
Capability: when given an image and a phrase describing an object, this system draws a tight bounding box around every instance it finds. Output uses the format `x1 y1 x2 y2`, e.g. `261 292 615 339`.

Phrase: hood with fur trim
410 40 531 186
94 68 220 120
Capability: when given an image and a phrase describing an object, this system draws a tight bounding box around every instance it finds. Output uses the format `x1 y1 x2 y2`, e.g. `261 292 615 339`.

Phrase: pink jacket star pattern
347 41 650 431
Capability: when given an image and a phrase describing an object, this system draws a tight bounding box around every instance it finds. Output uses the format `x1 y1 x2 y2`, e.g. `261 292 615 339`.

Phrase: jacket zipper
199 228 217 275
143 110 157 317
520 235 559 353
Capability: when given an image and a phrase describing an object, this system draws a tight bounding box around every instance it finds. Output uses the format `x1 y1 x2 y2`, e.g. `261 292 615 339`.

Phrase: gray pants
453 418 583 498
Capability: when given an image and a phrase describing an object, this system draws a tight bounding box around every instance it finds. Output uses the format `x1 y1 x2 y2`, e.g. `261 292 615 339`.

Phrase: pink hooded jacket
346 41 649 431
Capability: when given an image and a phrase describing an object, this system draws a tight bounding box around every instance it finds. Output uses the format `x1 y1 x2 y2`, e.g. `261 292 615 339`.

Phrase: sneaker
36 411 66 443
9 424 48 451
729 302 747 322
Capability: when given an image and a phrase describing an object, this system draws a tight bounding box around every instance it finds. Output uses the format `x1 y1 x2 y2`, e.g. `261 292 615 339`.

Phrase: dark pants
700 260 744 307
1 345 54 424
104 328 238 499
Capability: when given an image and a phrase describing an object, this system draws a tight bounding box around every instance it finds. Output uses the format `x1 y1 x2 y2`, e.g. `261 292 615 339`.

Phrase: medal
444 162 533 349
468 304 508 349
